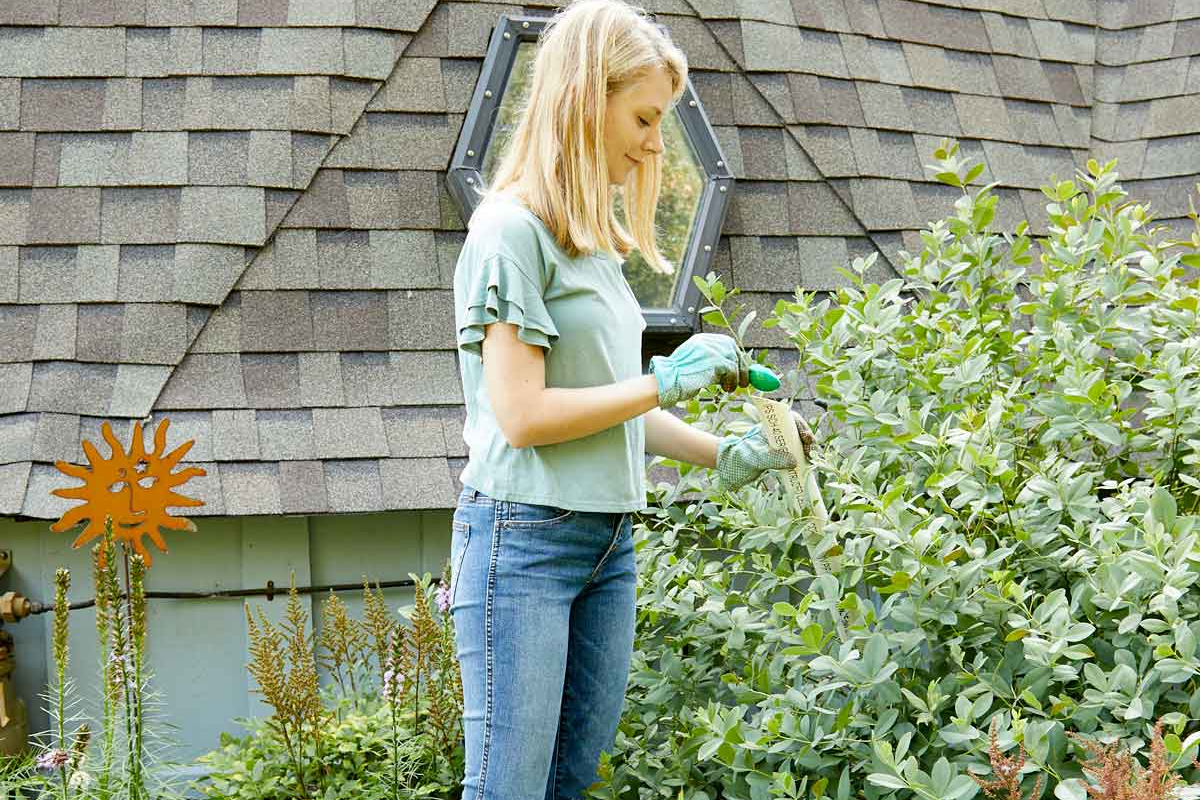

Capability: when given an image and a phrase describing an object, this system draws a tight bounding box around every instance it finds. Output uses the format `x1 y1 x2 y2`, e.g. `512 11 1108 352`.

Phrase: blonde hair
481 0 688 274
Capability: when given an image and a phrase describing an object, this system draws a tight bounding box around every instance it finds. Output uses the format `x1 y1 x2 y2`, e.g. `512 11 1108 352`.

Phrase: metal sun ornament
49 418 206 568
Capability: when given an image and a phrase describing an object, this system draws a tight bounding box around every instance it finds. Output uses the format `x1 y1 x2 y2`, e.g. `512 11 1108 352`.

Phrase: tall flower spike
52 569 70 678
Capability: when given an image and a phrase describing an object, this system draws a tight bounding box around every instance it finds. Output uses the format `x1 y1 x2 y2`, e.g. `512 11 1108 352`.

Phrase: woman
448 2 813 797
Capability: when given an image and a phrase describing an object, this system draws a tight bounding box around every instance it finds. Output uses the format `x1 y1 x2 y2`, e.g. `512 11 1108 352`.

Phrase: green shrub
192 690 429 800
588 142 1200 800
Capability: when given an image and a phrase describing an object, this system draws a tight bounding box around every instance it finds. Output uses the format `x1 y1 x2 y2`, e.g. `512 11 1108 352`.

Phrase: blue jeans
449 484 637 800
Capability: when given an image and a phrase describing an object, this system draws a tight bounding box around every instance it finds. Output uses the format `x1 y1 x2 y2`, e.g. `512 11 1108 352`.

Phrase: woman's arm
483 322 660 448
643 407 719 468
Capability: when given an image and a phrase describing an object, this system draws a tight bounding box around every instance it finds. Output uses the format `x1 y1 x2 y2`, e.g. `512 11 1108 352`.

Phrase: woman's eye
638 118 649 127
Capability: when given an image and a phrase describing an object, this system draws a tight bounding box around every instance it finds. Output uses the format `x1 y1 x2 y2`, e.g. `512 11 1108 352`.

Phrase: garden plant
582 141 1200 800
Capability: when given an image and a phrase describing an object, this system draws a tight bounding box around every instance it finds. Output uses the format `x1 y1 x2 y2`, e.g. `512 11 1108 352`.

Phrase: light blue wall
0 509 454 780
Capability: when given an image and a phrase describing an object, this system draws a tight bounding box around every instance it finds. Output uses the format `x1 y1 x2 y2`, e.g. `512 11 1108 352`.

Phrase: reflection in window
480 41 706 310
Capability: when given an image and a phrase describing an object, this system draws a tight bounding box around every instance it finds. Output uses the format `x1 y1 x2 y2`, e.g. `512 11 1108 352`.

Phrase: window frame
445 12 736 337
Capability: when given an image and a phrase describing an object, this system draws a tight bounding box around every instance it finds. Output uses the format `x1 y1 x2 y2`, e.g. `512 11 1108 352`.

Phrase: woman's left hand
715 412 816 493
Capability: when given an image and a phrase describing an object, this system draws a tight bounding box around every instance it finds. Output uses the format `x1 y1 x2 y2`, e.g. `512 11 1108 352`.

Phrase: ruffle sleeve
457 254 560 359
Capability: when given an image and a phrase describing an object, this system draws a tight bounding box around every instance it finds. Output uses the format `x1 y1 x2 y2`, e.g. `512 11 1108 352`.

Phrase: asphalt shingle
380 406 447 457
278 459 327 513
380 457 455 509
154 353 247 409
298 352 345 406
311 291 389 350
0 306 36 362
156 411 213 462
0 134 36 187
341 352 396 406
2 0 1197 520
313 407 388 459
390 351 462 405
743 22 848 75
27 361 115 415
242 353 302 408
220 461 281 515
239 290 315 352
994 55 1057 102
101 187 180 244
794 126 856 176
0 2 58 24
29 188 100 245
441 407 467 458
0 415 34 464
729 236 801 292
0 248 15 301
1005 99 1065 146
120 303 187 364
258 409 316 460
663 15 740 71
212 409 260 460
20 78 109 134
789 182 864 235
1144 96 1200 139
981 11 1039 58
387 289 456 351
744 73 792 125
21 462 73 519
324 458 383 512
846 178 919 229
1143 134 1200 177
356 0 439 32
889 1 993 50
857 81 913 130
34 304 76 361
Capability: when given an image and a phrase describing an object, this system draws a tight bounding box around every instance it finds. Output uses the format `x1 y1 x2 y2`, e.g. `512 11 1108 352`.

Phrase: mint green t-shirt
452 191 648 512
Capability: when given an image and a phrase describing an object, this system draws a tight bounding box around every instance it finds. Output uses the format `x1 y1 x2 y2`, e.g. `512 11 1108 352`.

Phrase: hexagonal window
446 13 735 337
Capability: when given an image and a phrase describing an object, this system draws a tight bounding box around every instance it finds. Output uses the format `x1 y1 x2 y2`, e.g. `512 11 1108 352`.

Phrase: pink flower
435 581 451 614
36 749 70 771
382 668 405 702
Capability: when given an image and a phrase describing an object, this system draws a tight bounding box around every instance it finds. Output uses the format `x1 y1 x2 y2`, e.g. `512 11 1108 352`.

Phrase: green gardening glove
716 412 816 493
649 333 751 409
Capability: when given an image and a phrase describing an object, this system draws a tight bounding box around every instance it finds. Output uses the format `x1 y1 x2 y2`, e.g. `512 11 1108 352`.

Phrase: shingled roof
1 0 1196 519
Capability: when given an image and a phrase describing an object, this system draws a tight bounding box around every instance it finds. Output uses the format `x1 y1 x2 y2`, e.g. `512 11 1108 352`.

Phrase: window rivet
687 306 695 313
671 317 678 323
484 90 493 98
467 149 475 157
467 177 475 184
717 160 724 167
703 244 712 252
522 21 530 28
688 100 696 107
503 31 511 39
718 185 726 192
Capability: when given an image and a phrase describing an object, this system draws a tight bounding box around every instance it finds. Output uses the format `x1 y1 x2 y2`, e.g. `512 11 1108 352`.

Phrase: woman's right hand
649 333 750 408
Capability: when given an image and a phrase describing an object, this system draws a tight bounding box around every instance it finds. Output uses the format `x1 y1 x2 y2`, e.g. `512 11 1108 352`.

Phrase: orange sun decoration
50 418 206 567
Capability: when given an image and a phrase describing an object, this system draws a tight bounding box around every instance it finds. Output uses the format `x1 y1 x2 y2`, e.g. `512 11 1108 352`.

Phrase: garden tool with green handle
649 334 783 408
650 333 815 490
715 346 815 492
649 333 752 408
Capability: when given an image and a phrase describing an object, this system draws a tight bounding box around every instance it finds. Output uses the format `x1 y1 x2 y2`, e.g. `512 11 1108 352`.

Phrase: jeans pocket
502 499 576 527
449 519 470 607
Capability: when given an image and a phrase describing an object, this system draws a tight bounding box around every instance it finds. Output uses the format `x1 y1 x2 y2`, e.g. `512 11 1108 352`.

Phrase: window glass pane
480 40 706 310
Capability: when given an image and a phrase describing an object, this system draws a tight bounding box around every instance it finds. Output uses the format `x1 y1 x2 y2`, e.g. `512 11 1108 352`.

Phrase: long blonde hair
483 0 687 274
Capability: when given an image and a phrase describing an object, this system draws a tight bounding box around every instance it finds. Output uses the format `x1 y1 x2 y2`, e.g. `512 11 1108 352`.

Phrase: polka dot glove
649 333 751 409
716 412 816 493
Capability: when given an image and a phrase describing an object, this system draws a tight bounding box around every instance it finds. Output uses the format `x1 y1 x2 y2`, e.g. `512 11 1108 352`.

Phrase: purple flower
382 668 405 702
435 581 451 614
36 749 70 771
